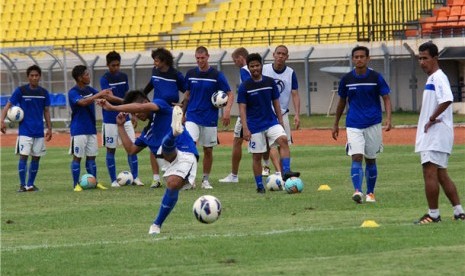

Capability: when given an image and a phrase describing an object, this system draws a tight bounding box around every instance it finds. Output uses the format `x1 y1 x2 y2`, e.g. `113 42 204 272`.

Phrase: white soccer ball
265 174 284 191
211 90 228 108
7 106 24 122
193 195 222 224
116 171 133 186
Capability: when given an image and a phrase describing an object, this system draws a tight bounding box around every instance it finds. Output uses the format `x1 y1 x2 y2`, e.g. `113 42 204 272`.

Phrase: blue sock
162 132 176 154
71 160 80 187
27 159 39 186
365 163 378 194
154 188 179 227
86 160 97 180
281 157 291 174
106 152 116 182
351 161 363 192
128 154 138 179
254 175 264 190
18 159 27 186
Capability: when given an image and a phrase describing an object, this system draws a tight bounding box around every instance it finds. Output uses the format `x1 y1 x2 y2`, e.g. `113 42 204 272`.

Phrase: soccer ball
80 174 97 190
284 177 304 194
193 195 222 224
7 106 24 122
117 171 133 186
211 90 228 108
265 174 284 191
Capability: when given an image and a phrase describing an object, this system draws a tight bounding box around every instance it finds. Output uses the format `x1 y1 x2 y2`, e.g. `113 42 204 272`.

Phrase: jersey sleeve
236 83 246 104
176 71 186 93
337 77 347 98
68 89 81 105
8 88 22 105
291 71 298 90
100 75 110 90
435 74 454 104
271 80 280 101
377 74 390 96
240 68 251 82
44 90 51 107
217 72 231 92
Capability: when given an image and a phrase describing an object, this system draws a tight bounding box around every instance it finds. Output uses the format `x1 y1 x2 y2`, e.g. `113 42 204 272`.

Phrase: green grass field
1 145 464 275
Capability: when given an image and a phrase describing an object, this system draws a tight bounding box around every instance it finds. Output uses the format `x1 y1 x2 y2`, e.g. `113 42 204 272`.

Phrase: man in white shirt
414 42 464 224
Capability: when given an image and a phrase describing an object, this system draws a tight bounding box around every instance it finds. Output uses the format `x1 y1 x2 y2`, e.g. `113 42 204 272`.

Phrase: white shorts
69 134 99 158
185 121 218 147
420 151 449 168
282 112 292 145
233 117 243 138
346 124 383 159
248 124 287 153
163 151 198 185
102 121 135 148
15 136 46 157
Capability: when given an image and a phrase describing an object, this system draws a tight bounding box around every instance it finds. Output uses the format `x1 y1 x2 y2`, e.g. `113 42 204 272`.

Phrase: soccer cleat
366 193 376 203
148 224 161 235
132 177 145 186
150 180 162 189
17 186 27 192
352 191 363 204
201 180 213 190
181 182 195 190
96 183 108 190
111 181 120 188
262 166 270 176
171 105 184 136
283 171 301 181
73 184 83 192
415 214 441 224
219 173 239 183
256 187 266 194
26 185 39 192
454 213 465 220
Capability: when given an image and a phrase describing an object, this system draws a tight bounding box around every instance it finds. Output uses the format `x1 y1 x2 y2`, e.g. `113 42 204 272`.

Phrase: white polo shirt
415 69 454 154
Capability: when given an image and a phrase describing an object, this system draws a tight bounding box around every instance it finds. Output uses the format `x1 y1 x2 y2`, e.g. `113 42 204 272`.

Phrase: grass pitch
1 145 464 275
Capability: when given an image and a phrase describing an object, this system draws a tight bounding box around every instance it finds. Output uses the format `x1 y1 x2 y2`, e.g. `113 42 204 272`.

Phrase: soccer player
219 47 251 183
97 90 198 235
0 65 52 192
262 45 301 176
100 51 143 188
414 42 464 224
331 46 392 204
143 47 186 189
238 53 300 193
182 46 234 189
69 65 112 192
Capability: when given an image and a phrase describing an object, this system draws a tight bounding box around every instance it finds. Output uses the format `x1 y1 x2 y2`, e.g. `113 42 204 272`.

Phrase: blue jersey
150 67 186 104
100 71 129 124
240 66 251 82
237 76 280 134
185 67 231 127
338 68 390 129
135 99 198 157
68 85 98 136
9 85 50 137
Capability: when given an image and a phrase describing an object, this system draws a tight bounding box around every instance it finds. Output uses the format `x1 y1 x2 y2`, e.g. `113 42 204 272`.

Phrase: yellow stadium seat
288 16 300 28
192 21 204 32
224 19 236 31
203 20 214 31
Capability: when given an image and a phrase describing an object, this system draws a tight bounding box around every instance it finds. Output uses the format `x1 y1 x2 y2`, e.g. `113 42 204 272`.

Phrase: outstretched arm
116 113 144 155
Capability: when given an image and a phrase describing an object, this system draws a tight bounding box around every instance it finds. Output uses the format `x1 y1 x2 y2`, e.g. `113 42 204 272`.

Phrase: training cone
361 220 380 228
318 184 331 191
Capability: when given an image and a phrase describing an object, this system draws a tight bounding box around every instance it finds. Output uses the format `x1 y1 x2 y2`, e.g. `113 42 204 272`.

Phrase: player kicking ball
97 91 198 235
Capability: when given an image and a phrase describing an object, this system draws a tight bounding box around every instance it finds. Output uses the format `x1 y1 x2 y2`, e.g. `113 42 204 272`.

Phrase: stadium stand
0 0 463 51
